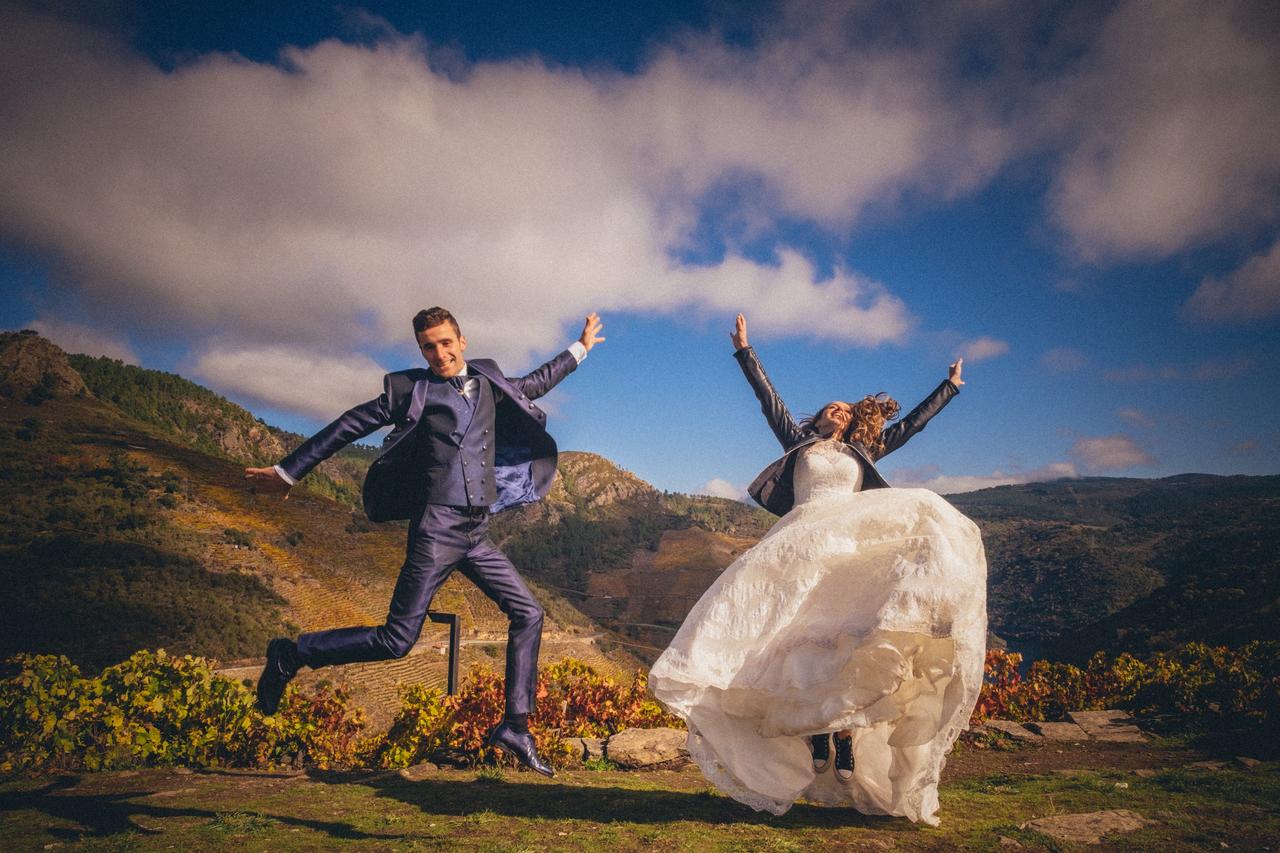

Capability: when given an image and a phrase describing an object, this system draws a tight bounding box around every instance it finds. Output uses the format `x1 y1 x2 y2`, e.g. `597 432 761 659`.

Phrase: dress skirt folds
649 441 987 825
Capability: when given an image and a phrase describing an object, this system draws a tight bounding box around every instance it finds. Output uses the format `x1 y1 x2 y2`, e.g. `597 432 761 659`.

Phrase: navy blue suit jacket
279 350 578 521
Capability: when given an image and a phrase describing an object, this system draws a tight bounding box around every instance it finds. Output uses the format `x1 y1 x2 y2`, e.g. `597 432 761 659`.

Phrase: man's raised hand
731 313 749 350
579 312 606 352
948 358 965 387
245 466 292 499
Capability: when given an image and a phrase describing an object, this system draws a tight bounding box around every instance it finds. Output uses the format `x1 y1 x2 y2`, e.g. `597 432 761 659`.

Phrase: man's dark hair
413 307 461 337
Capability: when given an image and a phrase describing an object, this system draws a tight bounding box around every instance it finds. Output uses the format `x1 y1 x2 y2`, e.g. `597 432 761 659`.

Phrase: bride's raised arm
731 313 807 449
877 359 962 459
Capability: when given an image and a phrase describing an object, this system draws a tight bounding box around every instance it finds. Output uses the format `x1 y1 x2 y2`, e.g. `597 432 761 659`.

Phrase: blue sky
1 0 1278 497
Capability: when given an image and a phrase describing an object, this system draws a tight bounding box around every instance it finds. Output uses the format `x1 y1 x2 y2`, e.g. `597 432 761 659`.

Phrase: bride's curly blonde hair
843 393 900 454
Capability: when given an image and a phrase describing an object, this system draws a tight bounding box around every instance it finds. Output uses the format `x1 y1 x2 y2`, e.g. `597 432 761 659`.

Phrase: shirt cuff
568 341 587 363
273 464 298 486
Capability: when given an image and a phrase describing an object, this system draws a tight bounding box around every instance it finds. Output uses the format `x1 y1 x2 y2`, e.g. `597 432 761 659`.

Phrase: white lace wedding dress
650 438 987 825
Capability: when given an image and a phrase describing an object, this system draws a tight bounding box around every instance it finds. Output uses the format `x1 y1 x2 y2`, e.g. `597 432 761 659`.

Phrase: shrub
223 528 253 548
973 642 1280 742
264 681 368 769
374 660 682 771
370 684 452 769
0 650 367 773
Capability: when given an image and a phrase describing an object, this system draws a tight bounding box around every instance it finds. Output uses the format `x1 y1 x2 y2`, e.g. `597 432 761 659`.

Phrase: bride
650 314 987 826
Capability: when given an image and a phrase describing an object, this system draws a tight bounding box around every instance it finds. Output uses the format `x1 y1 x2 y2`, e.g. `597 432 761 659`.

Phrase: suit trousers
296 503 544 715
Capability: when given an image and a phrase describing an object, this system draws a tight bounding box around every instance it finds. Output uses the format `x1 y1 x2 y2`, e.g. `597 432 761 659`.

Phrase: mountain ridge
3 330 1276 688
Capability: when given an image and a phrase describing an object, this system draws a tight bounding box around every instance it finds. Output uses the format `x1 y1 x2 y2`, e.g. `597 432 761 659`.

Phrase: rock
1187 760 1228 771
605 727 689 768
1133 768 1158 778
1235 756 1262 769
984 720 1044 742
1068 710 1146 742
998 837 1025 849
398 762 439 781
566 737 604 762
0 330 88 402
145 787 198 799
1027 721 1089 741
1021 810 1157 845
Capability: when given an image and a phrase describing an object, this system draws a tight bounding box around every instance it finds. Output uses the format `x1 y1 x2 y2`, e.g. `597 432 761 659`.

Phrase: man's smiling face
416 321 467 377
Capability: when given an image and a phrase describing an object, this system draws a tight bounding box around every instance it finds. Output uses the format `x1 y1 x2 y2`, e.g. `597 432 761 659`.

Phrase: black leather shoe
488 722 555 778
809 733 830 772
256 638 300 715
834 733 854 781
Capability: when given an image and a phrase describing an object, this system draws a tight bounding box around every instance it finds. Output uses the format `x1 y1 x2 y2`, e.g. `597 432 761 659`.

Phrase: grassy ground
1 740 1277 851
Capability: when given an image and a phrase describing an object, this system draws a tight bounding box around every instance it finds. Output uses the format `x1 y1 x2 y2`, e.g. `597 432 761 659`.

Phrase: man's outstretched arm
512 312 605 400
243 376 399 497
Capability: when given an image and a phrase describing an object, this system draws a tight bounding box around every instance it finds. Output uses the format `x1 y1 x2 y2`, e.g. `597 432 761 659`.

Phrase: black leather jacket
735 346 958 516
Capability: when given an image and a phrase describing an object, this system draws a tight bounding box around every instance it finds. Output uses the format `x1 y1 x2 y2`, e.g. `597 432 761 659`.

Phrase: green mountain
65 348 375 507
3 328 1275 691
950 475 1280 661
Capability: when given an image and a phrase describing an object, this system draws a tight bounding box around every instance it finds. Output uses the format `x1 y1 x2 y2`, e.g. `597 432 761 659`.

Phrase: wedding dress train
650 439 987 825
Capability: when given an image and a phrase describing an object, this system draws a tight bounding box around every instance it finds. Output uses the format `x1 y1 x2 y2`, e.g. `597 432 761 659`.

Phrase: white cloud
957 336 1009 363
193 345 388 420
0 3 1030 386
1116 407 1155 428
4 0 1275 431
892 462 1079 494
1183 238 1280 323
26 319 138 364
1070 434 1155 472
697 477 749 501
1044 0 1280 261
1041 347 1088 373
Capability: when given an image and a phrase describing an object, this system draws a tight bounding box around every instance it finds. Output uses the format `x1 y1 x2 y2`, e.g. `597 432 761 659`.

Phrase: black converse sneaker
809 733 830 772
834 733 854 781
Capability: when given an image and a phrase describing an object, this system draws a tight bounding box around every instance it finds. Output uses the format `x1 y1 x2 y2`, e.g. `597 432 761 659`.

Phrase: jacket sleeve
508 349 579 400
877 379 958 459
734 346 806 449
277 374 400 481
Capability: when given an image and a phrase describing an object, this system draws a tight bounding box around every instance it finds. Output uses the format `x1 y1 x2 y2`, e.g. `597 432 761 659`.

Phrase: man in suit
244 306 605 776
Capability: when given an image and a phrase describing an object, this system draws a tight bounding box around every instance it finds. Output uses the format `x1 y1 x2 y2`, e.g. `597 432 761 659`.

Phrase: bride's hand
731 313 749 350
948 358 965 387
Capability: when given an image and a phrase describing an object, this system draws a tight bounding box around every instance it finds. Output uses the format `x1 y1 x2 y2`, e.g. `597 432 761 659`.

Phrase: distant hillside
951 475 1280 661
4 330 1275 683
65 349 376 507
